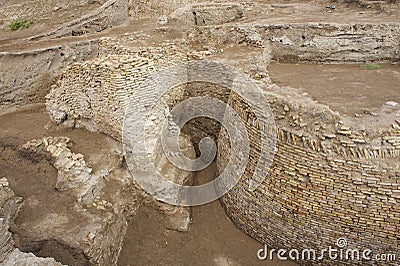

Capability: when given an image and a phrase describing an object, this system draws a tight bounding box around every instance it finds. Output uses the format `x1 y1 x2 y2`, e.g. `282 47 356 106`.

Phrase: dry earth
0 0 399 265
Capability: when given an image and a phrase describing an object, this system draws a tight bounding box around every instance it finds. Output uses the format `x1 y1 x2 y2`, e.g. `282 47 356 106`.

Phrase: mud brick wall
218 88 400 266
46 40 195 140
46 37 400 265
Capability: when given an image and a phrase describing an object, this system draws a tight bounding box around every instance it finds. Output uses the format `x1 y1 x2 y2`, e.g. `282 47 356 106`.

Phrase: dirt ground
0 106 297 266
0 0 101 42
118 163 296 266
0 105 121 265
0 0 399 265
269 62 400 116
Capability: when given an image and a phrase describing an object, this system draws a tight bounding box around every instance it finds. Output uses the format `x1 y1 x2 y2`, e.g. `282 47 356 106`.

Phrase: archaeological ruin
0 0 399 265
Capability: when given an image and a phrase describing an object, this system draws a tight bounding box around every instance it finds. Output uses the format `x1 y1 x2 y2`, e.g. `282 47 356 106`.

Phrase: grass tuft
9 19 33 31
360 64 382 70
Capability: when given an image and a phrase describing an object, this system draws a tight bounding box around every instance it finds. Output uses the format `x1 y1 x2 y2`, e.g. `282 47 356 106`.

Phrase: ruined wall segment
186 23 400 63
169 2 243 26
46 40 195 140
128 0 243 21
45 32 400 266
258 23 400 63
17 136 142 265
218 86 400 266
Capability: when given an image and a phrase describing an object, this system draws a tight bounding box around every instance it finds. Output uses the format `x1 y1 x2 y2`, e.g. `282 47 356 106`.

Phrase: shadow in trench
118 162 297 266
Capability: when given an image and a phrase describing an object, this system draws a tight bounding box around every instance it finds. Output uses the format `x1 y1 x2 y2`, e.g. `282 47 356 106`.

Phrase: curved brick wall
46 41 195 140
218 87 400 265
46 34 400 265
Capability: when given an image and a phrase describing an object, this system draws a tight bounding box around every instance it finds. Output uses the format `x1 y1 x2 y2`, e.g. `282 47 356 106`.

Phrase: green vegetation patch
360 64 382 70
9 19 33 31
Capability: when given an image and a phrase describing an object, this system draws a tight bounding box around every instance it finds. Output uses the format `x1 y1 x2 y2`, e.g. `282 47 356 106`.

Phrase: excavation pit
0 0 400 265
269 62 400 117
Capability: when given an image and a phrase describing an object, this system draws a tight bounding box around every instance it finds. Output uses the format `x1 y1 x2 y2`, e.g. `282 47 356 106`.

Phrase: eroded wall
46 39 197 139
186 22 400 63
218 87 400 265
0 41 98 115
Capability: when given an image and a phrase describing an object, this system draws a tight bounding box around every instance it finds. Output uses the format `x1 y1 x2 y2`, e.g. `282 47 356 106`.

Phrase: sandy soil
0 105 120 265
0 106 297 266
118 163 297 266
269 62 400 116
1 1 399 53
0 0 102 42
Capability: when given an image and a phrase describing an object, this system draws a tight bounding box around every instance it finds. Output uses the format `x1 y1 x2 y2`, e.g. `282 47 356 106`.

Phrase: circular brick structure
44 26 400 266
218 86 400 265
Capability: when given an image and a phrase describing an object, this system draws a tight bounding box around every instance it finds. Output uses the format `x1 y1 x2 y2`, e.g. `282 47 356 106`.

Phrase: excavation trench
0 105 295 266
2 63 400 265
118 163 294 266
0 81 272 265
0 0 399 264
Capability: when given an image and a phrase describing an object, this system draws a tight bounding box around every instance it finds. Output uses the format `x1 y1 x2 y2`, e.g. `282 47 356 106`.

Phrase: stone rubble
22 136 103 204
13 135 142 265
0 0 388 264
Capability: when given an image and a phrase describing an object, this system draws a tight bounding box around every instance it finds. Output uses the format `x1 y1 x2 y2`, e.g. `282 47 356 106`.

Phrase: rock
157 15 168 26
64 160 76 169
0 178 9 187
72 153 84 160
338 130 352 135
323 134 336 139
47 107 67 124
62 119 76 128
47 144 57 154
353 139 367 144
53 6 62 12
246 32 263 45
164 207 191 232
338 126 352 135
284 104 290 112
97 205 106 211
271 36 293 46
385 101 399 107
